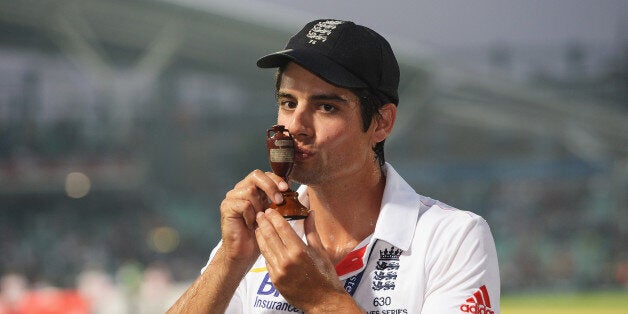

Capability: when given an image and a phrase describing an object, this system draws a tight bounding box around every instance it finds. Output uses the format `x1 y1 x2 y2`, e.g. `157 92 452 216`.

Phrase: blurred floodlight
148 227 180 254
65 172 91 198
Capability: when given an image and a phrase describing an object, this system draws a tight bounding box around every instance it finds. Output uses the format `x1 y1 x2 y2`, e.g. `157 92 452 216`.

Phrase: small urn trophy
266 125 309 220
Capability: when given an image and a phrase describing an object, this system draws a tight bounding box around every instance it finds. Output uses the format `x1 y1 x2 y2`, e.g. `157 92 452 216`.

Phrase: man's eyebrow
276 91 294 99
276 91 349 103
310 94 349 103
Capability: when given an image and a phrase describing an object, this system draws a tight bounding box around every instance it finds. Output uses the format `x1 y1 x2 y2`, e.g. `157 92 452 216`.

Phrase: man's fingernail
274 193 283 204
278 182 289 190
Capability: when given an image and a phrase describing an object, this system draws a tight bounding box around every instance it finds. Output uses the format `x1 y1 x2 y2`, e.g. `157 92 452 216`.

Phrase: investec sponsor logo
459 285 495 314
255 272 300 312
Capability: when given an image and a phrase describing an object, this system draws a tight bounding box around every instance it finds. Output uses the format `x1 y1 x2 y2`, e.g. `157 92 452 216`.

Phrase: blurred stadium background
0 0 626 312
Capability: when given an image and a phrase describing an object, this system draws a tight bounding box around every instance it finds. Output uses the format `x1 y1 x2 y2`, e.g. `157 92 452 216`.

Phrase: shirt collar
372 163 423 251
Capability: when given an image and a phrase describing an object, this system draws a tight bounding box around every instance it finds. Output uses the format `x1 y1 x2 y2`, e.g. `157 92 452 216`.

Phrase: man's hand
255 209 362 313
220 170 288 264
169 170 289 313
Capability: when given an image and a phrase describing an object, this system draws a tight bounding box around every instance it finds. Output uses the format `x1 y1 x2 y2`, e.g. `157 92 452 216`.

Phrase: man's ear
372 103 397 144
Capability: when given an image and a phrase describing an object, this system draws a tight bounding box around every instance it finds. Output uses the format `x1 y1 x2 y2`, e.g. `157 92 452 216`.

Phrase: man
169 19 500 313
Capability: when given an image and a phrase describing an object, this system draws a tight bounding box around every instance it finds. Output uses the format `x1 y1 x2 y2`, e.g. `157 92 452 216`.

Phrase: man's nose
285 105 311 139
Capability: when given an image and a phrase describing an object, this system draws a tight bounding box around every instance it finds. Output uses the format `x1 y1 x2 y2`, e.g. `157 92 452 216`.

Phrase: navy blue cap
257 19 400 105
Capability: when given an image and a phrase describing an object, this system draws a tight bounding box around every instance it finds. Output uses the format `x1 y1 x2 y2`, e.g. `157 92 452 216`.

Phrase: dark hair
275 66 387 167
353 88 387 167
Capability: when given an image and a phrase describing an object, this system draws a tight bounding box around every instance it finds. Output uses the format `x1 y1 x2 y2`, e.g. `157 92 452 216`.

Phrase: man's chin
288 173 305 185
289 170 315 186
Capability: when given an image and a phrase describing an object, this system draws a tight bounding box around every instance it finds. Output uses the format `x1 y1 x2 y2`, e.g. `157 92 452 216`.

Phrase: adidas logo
459 285 494 314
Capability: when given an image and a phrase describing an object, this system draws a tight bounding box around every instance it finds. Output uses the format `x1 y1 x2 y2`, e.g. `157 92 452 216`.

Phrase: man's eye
320 104 335 112
280 101 297 109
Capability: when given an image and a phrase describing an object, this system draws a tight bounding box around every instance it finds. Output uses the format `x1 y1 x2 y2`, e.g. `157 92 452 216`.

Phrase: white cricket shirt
205 163 500 313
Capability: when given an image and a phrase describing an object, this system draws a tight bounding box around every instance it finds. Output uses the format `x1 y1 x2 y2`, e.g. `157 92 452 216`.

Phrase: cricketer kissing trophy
266 125 309 220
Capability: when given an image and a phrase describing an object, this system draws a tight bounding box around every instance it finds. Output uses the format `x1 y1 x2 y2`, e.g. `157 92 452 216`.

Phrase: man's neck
305 165 386 264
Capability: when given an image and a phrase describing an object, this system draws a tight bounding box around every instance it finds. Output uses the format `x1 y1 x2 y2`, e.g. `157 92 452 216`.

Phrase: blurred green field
501 290 628 314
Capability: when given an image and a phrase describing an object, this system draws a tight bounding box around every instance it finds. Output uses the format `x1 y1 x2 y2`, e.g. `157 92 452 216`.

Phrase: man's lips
294 147 313 160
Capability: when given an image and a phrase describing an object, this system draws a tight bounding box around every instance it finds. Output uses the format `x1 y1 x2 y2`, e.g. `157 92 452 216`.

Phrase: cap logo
306 20 344 45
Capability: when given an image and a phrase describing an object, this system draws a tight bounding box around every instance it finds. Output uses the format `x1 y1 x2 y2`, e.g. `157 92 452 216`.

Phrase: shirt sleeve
421 213 500 314
201 241 245 314
224 286 244 314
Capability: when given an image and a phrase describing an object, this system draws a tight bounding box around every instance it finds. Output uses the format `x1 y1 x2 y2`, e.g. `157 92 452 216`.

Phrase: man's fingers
264 171 290 191
221 198 257 229
247 170 284 204
255 211 286 263
223 169 288 220
255 210 287 248
263 208 309 249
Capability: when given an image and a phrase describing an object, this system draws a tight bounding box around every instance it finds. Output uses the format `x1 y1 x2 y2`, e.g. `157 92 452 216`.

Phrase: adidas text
459 303 495 314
